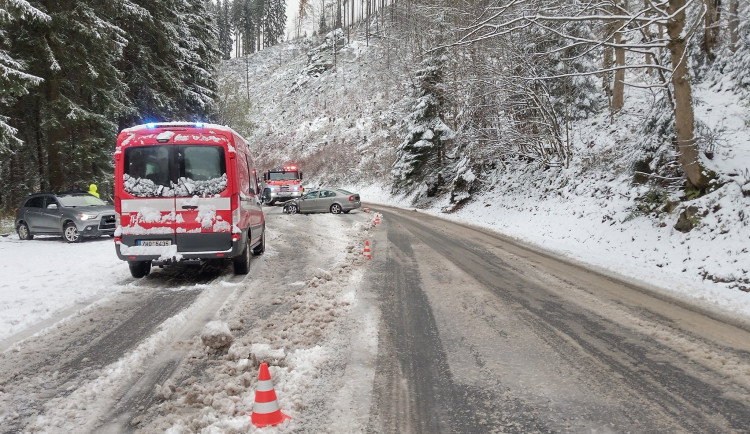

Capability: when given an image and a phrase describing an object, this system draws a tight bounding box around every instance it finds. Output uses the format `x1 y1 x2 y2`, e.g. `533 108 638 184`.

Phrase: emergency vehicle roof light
146 123 157 129
194 122 204 128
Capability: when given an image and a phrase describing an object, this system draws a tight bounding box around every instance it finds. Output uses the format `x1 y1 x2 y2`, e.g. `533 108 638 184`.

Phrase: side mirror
299 172 303 180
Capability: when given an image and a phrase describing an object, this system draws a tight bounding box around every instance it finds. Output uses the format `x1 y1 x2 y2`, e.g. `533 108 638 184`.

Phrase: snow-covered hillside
221 30 750 320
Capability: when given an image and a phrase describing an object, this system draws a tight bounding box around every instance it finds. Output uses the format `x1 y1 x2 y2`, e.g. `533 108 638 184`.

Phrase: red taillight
114 236 122 243
349 195 355 201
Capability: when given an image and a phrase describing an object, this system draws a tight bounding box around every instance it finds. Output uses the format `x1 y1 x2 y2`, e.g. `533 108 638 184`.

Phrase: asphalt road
3 204 750 433
367 206 750 433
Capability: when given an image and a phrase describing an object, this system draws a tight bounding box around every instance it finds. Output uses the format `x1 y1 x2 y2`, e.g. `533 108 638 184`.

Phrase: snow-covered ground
353 81 750 325
1 27 749 431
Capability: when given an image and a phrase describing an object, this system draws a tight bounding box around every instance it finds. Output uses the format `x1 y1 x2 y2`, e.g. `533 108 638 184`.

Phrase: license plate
137 239 171 247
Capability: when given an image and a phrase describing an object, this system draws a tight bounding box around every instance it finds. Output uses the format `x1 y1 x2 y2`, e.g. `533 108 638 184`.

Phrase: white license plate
137 240 171 247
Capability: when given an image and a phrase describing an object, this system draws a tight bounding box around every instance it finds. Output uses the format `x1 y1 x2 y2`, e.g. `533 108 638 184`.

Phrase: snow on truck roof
116 123 243 149
121 122 232 133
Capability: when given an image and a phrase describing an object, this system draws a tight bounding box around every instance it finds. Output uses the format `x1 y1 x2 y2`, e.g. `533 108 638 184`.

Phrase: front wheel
286 203 298 214
330 203 342 214
17 222 33 240
63 222 80 243
128 260 151 278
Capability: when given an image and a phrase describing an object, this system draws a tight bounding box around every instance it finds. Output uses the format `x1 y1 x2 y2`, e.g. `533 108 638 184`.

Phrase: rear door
119 145 178 247
173 144 232 252
22 196 45 232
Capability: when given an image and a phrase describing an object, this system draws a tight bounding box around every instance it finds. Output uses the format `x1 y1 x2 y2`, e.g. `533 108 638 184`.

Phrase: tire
252 227 265 256
17 222 33 240
233 238 251 275
63 222 80 243
128 260 151 278
286 203 298 214
330 203 342 214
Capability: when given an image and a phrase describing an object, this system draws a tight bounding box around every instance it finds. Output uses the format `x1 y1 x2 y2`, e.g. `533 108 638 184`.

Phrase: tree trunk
729 0 740 51
703 0 722 61
667 0 710 190
612 31 626 114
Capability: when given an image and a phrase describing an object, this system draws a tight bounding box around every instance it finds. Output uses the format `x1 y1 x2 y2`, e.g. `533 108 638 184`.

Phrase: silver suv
15 193 116 243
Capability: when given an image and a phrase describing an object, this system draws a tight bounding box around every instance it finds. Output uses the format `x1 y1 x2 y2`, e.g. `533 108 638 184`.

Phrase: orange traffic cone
374 214 381 225
363 240 372 259
251 363 291 427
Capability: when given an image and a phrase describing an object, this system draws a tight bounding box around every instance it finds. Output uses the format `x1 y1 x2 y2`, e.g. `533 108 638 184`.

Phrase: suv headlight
79 213 97 221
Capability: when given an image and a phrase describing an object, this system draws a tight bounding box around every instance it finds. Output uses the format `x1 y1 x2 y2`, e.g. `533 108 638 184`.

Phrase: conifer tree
0 1 48 151
392 49 454 194
265 0 287 46
9 0 134 192
217 0 234 60
174 0 220 120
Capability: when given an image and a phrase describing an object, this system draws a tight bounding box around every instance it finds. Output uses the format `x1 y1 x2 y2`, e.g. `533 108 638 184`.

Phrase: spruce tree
0 1 48 152
9 0 134 192
217 0 234 60
265 0 286 46
392 49 454 194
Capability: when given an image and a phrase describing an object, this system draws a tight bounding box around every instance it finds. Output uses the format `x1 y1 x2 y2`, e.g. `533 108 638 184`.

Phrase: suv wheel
63 222 80 243
17 222 33 240
330 203 342 214
128 260 151 278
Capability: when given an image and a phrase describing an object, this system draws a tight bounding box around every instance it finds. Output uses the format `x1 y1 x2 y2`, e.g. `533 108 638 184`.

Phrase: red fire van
113 122 265 278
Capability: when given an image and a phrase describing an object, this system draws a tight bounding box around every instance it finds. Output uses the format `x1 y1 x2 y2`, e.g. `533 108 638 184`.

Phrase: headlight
79 213 97 221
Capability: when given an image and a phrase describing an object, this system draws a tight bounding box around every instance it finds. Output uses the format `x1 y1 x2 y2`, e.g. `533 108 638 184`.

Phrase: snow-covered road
3 204 750 433
0 207 379 432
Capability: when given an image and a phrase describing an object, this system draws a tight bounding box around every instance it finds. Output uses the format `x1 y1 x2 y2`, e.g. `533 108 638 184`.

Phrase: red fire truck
261 165 304 205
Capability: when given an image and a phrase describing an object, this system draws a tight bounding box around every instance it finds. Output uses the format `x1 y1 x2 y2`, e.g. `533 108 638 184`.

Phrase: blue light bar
194 122 205 128
146 123 156 128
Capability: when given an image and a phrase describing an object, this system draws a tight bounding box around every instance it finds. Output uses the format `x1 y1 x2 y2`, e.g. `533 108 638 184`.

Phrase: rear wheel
128 261 151 278
252 228 265 256
17 222 33 240
330 203 342 214
63 222 80 243
233 237 251 275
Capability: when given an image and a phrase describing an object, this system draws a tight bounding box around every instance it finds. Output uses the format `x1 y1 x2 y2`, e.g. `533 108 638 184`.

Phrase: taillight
349 195 355 201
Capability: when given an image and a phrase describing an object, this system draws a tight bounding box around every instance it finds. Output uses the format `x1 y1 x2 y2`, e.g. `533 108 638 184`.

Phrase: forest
1 0 749 213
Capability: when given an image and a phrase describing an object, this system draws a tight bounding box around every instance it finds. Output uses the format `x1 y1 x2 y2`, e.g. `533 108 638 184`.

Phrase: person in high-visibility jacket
88 183 100 198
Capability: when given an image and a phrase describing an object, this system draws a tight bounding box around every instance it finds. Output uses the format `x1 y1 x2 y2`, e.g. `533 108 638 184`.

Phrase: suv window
123 145 227 197
25 196 44 208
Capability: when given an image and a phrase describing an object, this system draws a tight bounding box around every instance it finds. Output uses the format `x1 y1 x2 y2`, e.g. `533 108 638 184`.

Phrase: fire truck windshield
268 171 299 181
